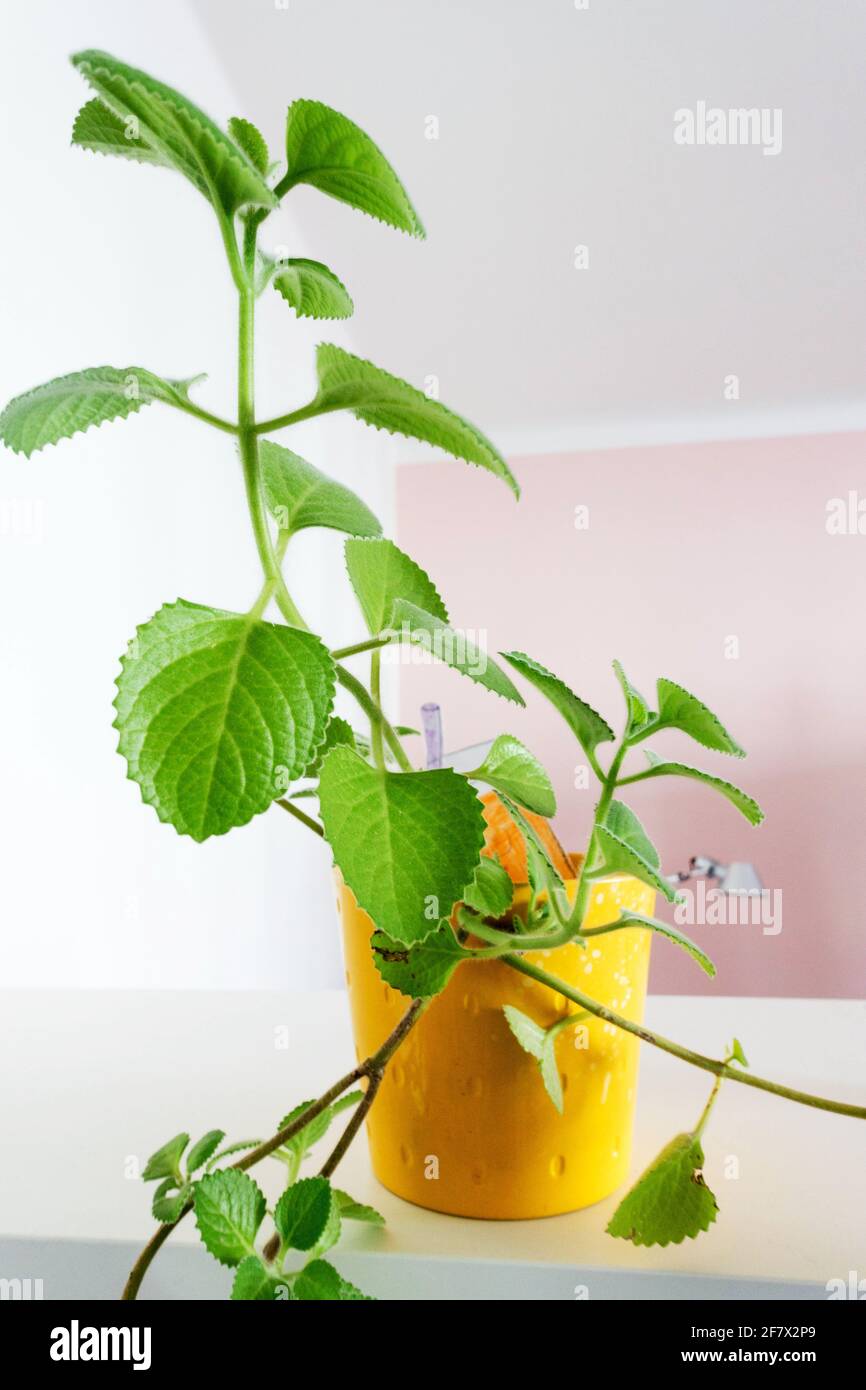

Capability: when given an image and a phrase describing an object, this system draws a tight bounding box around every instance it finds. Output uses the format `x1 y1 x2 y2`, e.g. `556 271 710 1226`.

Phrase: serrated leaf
227 116 269 174
539 1034 564 1114
186 1129 225 1174
613 659 651 730
503 1005 546 1060
501 652 615 756
592 825 678 903
152 1179 190 1224
345 537 448 633
302 715 355 779
389 600 524 705
72 98 169 166
462 855 514 918
613 912 716 977
114 600 335 840
294 1258 373 1301
498 795 567 890
262 443 380 539
333 1190 385 1225
274 1176 333 1252
311 346 518 496
655 679 745 757
205 1138 260 1171
631 760 763 825
606 1132 718 1247
142 1132 189 1182
319 745 486 945
0 366 202 458
231 1254 289 1301
605 800 659 869
271 258 354 320
503 1007 567 1112
468 734 555 817
372 922 468 998
72 50 275 216
283 99 423 237
277 1091 363 1156
193 1170 266 1266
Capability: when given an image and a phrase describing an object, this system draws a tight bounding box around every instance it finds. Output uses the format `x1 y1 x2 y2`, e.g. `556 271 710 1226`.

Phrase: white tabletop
1 990 863 1286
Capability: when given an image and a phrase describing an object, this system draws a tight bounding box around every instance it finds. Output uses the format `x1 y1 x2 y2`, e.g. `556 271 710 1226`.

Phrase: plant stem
502 954 866 1121
330 636 391 661
336 665 413 772
171 398 238 435
370 650 385 769
122 999 426 1300
276 798 325 837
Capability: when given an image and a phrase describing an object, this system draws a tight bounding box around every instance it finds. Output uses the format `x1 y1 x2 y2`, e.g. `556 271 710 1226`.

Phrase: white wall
0 0 395 988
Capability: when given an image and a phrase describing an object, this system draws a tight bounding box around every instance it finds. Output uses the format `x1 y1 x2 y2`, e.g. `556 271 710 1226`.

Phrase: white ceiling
190 0 866 451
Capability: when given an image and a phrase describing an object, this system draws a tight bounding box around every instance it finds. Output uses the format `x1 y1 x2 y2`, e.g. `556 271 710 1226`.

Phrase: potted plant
2 49 863 1301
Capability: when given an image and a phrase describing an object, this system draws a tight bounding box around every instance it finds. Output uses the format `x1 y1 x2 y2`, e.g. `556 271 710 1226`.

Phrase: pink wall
396 432 866 998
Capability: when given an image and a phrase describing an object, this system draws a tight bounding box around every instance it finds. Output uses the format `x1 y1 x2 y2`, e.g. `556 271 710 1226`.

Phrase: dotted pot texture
336 871 654 1219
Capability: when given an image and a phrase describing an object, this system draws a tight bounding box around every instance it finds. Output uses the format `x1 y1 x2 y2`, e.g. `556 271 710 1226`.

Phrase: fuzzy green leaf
72 98 169 166
114 600 335 841
283 99 423 237
333 1190 385 1225
231 1255 289 1301
462 855 514 918
605 800 659 869
274 1177 333 1252
277 1091 362 1157
655 679 745 757
635 758 763 826
193 1170 266 1267
72 50 275 216
261 443 381 539
271 258 354 320
502 652 615 756
186 1129 225 1174
0 366 203 458
389 600 524 705
142 1132 188 1182
499 795 567 890
311 346 518 496
294 1257 374 1301
469 734 555 817
613 912 716 977
371 922 468 998
539 1034 564 1114
607 1132 718 1247
302 715 355 778
613 659 651 731
227 116 269 174
204 1139 260 1171
319 745 486 945
503 1006 563 1112
345 537 448 633
592 825 678 903
152 1179 190 1224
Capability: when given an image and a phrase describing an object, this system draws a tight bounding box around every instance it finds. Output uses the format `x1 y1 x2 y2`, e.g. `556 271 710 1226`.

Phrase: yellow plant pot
337 872 655 1219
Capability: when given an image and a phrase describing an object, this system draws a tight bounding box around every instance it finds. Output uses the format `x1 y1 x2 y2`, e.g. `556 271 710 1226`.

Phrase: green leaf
606 1132 719 1247
503 1007 563 1112
592 825 678 903
655 679 745 757
193 1170 266 1266
72 98 169 166
0 366 203 458
501 652 614 757
319 745 487 945
261 443 381 539
152 1179 190 1224
72 50 275 216
227 116 269 174
389 600 524 705
633 759 763 826
186 1129 225 1174
612 659 651 731
731 1037 749 1067
605 800 659 869
274 1176 333 1252
462 855 514 918
345 537 448 633
468 734 555 817
613 912 716 978
114 600 335 841
231 1255 289 1301
302 715 355 779
371 922 468 998
277 1091 363 1157
205 1139 260 1171
142 1132 189 1182
333 1190 385 1225
283 99 424 237
271 258 354 320
294 1258 373 1301
311 346 519 496
539 1035 564 1114
498 795 567 889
